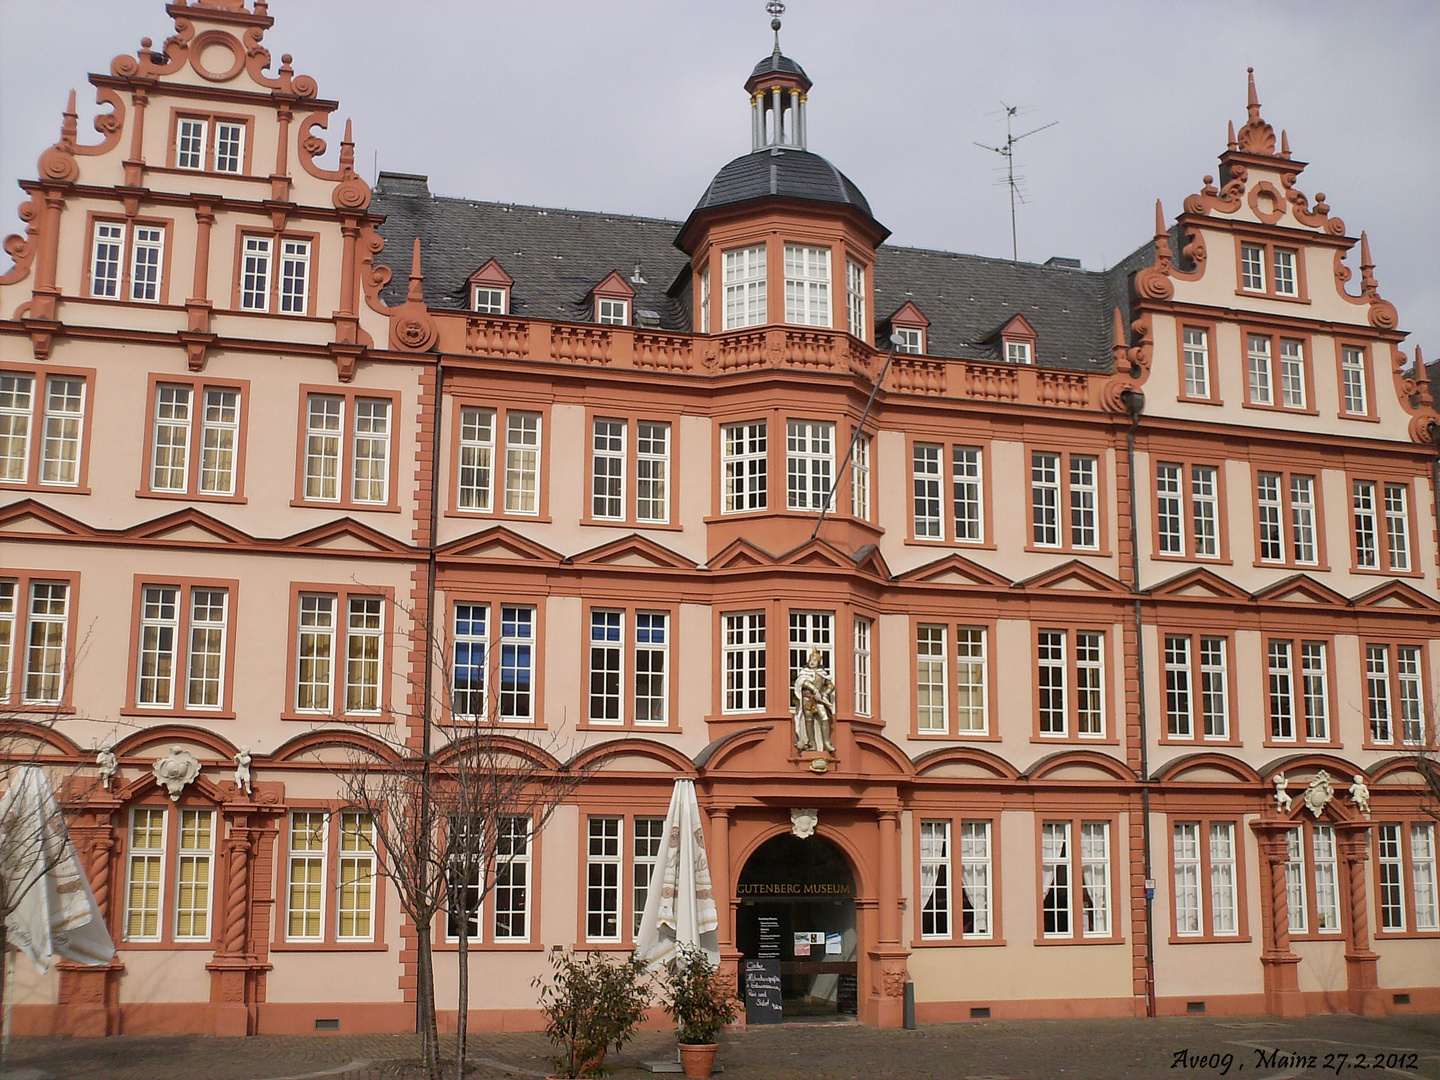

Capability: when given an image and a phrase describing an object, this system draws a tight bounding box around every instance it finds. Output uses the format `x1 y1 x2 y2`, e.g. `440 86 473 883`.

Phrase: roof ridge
879 243 1122 275
378 189 684 229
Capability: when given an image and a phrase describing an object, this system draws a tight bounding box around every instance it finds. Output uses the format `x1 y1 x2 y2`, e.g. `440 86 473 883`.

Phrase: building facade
2 0 1437 1037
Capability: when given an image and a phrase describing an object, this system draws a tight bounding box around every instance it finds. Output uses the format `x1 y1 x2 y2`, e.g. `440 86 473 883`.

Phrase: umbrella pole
2 947 11 1066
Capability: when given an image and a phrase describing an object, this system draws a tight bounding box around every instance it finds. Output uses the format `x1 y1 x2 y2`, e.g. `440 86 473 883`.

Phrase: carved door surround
1251 767 1379 1019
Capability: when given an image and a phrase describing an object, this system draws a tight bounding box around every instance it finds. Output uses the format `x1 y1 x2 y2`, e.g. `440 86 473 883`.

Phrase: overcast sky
2 0 1437 351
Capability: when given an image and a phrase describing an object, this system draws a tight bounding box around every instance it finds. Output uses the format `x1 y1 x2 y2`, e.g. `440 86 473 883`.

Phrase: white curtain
0 766 115 971
633 779 719 967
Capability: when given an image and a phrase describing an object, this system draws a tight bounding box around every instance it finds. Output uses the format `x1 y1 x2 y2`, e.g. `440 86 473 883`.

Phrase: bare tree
319 591 585 1080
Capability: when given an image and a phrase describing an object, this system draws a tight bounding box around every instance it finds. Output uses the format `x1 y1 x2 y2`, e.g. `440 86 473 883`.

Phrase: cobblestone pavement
3 1013 1440 1080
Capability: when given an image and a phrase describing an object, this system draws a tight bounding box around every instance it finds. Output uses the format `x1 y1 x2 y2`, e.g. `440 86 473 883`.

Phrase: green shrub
662 944 740 1045
534 949 652 1078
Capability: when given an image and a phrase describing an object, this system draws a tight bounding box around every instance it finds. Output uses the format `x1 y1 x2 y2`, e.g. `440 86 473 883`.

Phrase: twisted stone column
222 830 252 957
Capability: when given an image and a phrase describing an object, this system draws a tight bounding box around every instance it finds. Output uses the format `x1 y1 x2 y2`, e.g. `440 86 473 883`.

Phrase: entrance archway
736 832 858 1019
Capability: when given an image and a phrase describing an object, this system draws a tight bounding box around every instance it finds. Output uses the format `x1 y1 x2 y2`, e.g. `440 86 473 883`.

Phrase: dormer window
587 270 636 328
597 298 629 325
894 328 923 354
1006 341 1032 365
472 287 507 315
994 315 1037 365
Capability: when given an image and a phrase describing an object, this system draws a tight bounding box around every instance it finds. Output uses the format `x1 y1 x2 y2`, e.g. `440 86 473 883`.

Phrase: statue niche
792 648 836 754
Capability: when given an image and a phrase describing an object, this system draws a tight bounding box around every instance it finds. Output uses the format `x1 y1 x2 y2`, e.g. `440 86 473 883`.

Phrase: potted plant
534 949 651 1079
661 944 741 1080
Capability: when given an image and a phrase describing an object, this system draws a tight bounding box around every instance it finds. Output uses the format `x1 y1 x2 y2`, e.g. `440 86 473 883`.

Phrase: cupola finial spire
767 1 785 51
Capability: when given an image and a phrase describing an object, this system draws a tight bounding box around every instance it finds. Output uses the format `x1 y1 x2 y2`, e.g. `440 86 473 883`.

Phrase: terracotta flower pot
678 1042 719 1079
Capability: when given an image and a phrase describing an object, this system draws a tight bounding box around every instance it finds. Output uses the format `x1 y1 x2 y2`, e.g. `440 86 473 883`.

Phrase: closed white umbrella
0 766 115 971
634 778 719 967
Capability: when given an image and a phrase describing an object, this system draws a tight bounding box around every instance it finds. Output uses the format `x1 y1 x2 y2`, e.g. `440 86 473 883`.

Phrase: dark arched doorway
736 832 858 1019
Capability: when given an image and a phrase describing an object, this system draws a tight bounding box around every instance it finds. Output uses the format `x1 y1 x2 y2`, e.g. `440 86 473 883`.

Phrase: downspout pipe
1123 389 1157 1019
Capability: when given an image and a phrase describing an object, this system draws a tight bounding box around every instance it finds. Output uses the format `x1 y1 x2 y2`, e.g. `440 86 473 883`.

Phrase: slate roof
371 172 1135 372
749 50 809 84
690 148 877 223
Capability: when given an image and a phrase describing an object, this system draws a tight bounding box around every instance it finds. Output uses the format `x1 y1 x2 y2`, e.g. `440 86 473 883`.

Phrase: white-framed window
89 221 168 303
198 387 240 495
1340 346 1369 416
176 118 207 170
1038 629 1105 738
240 236 272 311
1384 484 1412 571
1248 333 1307 409
596 297 628 325
636 421 670 524
1 371 87 488
913 443 942 539
150 383 241 497
698 265 710 335
451 602 488 719
337 811 376 940
1031 451 1099 550
1182 326 1210 398
124 807 166 941
1272 248 1298 296
1289 474 1316 564
472 286 508 314
303 395 343 502
214 121 244 173
91 222 125 297
150 386 191 493
1279 339 1306 409
1041 820 1110 939
787 611 833 700
1005 340 1032 365
723 245 766 329
497 605 535 721
1157 462 1219 559
457 407 495 512
634 612 669 725
722 612 765 713
919 820 951 938
846 258 865 339
784 244 830 327
1285 828 1307 933
1355 480 1412 572
916 625 947 733
176 115 246 173
0 582 14 702
302 393 390 506
893 327 923 354
915 624 989 736
632 816 665 935
134 583 229 711
912 442 987 543
786 420 834 511
21 581 69 704
1247 334 1272 405
952 447 983 543
959 821 993 938
294 591 384 716
174 808 215 941
1376 823 1438 934
130 226 165 303
1166 634 1228 741
1378 823 1405 932
591 419 625 520
721 421 767 513
286 811 326 941
1267 638 1329 742
278 238 311 314
1240 243 1265 291
491 816 531 941
1257 470 1320 565
586 816 622 941
1313 825 1341 933
589 609 623 723
1366 643 1425 746
852 616 871 717
1173 821 1239 937
850 432 871 520
504 412 541 514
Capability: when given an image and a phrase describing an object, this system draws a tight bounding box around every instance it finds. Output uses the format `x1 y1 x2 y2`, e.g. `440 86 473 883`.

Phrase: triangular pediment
283 519 413 555
467 257 514 288
898 552 1010 588
1252 574 1349 606
852 544 892 580
1350 580 1440 612
587 270 636 301
127 508 252 546
777 540 855 571
1017 559 1126 593
1148 567 1251 601
887 301 930 329
989 313 1038 342
0 500 93 537
438 526 561 564
708 538 775 571
570 534 697 571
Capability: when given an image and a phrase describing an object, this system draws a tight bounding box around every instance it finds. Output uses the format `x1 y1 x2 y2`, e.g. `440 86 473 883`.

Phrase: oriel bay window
299 390 396 510
144 378 245 499
1040 820 1113 940
1 367 90 490
918 819 994 942
722 612 766 713
786 420 834 511
788 611 832 706
454 405 545 517
723 244 766 329
290 588 389 719
127 580 234 715
721 420 767 513
586 607 672 727
784 244 830 326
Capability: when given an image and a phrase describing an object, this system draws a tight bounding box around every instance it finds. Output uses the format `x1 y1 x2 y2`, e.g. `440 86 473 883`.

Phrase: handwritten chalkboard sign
836 973 858 1015
744 959 784 1025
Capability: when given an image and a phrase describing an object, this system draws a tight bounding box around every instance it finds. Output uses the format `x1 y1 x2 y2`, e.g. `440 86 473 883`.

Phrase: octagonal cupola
678 5 887 343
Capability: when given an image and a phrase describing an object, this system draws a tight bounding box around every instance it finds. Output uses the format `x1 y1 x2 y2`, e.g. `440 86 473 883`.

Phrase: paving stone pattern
4 1014 1440 1080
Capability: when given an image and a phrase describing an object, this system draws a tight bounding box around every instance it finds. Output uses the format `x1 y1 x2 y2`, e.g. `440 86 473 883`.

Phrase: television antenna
974 103 1057 261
